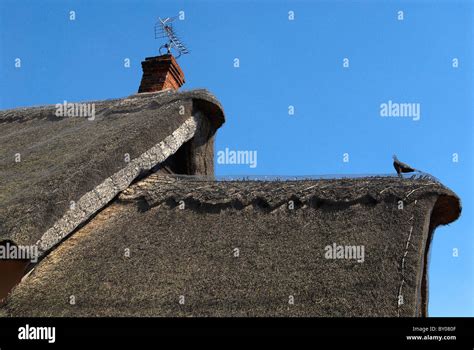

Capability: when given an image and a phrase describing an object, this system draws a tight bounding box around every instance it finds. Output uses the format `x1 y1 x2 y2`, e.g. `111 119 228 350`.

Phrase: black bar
0 317 472 346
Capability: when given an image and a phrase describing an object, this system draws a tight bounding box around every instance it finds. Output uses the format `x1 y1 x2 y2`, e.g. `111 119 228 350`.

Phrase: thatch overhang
2 175 460 317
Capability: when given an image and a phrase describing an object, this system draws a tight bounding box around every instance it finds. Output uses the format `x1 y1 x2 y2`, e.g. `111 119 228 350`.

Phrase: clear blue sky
1 0 472 316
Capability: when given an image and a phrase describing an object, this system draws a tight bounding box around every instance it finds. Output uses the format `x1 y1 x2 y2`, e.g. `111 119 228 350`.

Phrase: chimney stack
138 54 185 93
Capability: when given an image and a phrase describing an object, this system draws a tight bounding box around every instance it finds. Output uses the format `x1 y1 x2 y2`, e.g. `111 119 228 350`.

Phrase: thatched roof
0 90 224 256
3 175 460 317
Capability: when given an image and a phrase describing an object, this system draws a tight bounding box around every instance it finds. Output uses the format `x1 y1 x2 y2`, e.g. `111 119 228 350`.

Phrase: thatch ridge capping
119 174 461 225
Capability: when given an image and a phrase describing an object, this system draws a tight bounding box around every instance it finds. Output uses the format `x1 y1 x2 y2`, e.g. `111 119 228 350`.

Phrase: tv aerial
155 16 190 58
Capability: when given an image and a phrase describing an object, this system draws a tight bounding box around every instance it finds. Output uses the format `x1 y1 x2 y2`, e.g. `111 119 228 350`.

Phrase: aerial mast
154 16 190 58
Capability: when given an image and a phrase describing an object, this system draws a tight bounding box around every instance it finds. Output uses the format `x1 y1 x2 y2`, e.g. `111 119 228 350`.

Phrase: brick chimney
138 54 185 93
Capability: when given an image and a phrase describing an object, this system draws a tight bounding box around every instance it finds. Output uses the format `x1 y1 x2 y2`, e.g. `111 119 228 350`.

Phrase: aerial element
155 16 190 58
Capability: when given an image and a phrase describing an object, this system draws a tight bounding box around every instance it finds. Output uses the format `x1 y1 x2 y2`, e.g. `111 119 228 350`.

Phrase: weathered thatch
0 87 462 317
3 175 460 317
0 90 224 256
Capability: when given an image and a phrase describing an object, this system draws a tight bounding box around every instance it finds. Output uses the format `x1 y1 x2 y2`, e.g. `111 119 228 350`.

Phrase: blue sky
1 0 472 316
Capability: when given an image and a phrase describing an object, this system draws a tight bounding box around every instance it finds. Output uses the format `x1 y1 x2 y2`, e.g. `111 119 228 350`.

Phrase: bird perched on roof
393 155 417 177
